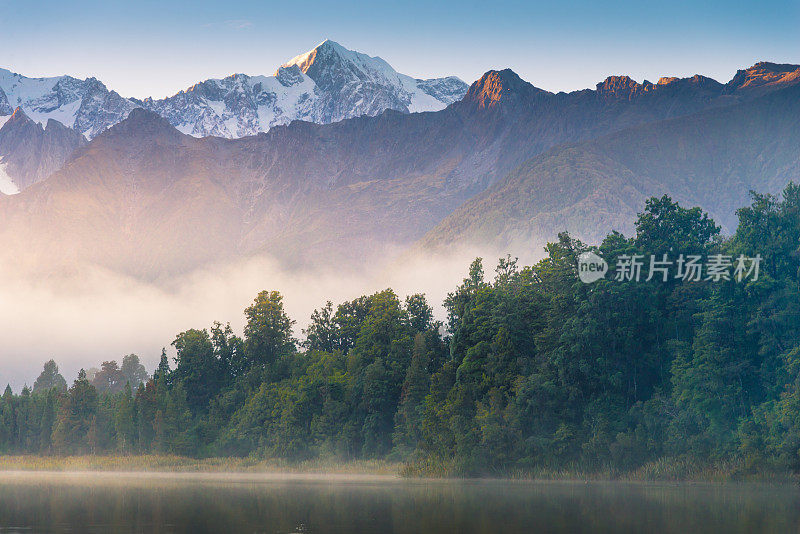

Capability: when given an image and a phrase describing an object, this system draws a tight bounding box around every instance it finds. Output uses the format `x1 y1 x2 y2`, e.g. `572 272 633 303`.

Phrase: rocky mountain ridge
422 80 800 256
1 58 799 280
0 107 87 194
0 40 468 140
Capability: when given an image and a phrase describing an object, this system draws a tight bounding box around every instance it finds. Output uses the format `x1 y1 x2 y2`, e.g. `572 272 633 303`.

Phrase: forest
2 185 800 478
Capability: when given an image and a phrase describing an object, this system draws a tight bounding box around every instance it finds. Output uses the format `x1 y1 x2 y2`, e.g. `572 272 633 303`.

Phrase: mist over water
0 245 509 390
0 472 798 533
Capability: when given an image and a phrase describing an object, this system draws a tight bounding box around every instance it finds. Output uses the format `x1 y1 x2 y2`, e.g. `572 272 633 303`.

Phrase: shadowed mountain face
422 81 800 256
1 61 798 279
0 108 87 193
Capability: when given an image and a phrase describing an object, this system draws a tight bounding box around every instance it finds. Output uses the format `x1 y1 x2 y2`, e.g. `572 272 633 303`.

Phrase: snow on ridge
0 68 81 129
0 67 135 138
0 161 20 195
142 40 467 138
143 69 321 138
283 39 398 81
0 42 469 140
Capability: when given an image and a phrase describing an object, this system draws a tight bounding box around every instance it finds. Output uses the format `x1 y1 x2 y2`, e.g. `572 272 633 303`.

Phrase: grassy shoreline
0 455 797 485
0 455 402 475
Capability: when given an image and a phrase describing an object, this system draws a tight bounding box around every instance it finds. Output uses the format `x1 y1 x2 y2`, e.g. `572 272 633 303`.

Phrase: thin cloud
202 19 254 30
225 19 254 29
200 19 254 31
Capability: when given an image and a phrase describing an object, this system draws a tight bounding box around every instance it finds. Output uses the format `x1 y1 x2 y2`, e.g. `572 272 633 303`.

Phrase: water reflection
0 472 797 533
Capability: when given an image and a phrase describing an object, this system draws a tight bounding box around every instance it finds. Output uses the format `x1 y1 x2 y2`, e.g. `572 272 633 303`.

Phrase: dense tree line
2 186 800 476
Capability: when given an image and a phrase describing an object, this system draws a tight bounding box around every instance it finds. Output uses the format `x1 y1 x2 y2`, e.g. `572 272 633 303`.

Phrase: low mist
0 244 519 390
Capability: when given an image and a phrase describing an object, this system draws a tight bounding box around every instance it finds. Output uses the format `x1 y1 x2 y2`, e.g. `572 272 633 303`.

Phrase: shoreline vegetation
0 455 797 484
4 190 800 483
0 455 401 476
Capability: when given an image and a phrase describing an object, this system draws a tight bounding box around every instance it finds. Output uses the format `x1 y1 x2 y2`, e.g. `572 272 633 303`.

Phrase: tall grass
0 455 795 482
401 455 800 482
0 455 401 475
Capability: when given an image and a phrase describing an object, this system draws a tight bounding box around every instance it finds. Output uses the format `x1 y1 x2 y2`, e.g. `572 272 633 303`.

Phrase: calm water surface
0 471 797 533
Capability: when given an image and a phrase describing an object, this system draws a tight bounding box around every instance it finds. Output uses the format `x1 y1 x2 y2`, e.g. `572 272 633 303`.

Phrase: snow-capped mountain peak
0 41 468 141
0 68 136 138
145 40 468 138
282 39 397 81
280 39 468 116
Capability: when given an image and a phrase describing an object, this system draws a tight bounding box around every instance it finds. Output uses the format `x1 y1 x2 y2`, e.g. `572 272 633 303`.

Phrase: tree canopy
2 187 800 477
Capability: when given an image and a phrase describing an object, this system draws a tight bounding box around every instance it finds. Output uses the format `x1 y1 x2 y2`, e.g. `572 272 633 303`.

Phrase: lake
0 472 797 533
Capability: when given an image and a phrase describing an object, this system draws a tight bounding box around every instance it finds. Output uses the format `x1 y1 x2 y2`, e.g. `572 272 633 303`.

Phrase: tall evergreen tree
32 360 67 394
52 370 99 454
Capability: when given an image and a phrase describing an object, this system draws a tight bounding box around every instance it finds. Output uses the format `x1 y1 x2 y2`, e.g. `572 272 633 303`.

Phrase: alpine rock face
0 40 467 141
141 40 468 138
0 107 87 194
0 40 467 192
139 68 320 138
0 69 136 139
280 39 468 122
2 58 799 277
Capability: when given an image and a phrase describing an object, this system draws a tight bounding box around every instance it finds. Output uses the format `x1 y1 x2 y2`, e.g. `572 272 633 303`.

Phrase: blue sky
0 0 798 98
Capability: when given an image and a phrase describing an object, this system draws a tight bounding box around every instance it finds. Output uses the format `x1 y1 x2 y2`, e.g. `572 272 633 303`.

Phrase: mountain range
0 40 466 141
422 78 800 252
0 40 466 194
0 43 798 281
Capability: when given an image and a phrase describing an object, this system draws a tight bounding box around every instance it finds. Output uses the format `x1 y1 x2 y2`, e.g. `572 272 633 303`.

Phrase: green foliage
4 188 800 478
634 194 720 256
243 290 296 373
32 360 67 394
52 370 99 454
172 329 222 413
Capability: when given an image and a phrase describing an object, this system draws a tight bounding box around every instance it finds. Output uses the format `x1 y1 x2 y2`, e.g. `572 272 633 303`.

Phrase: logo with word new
577 251 608 283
